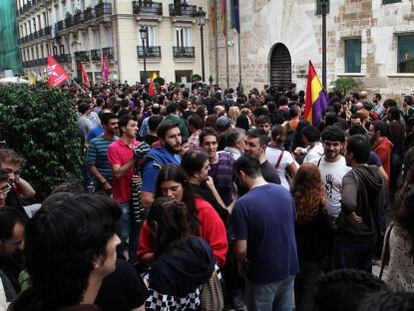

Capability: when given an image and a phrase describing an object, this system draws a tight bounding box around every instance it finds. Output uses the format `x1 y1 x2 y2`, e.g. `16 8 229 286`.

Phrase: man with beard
0 207 27 296
86 113 119 194
332 134 386 272
141 121 182 209
244 129 281 185
107 114 140 261
310 126 350 219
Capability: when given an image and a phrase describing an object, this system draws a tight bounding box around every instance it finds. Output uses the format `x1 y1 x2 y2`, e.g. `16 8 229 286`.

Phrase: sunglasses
0 183 11 195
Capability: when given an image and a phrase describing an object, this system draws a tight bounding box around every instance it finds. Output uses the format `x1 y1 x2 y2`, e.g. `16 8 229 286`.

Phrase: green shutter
345 38 361 73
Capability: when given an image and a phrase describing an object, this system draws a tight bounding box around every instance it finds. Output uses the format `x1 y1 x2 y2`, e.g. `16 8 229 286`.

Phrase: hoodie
337 166 386 238
146 237 215 309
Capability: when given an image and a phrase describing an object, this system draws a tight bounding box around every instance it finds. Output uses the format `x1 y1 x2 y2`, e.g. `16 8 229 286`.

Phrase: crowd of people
0 81 414 310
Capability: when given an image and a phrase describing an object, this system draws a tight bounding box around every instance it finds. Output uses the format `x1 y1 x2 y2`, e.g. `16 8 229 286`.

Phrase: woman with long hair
145 198 215 310
228 106 240 126
265 125 298 190
383 158 414 292
291 163 330 311
138 164 228 267
181 149 230 223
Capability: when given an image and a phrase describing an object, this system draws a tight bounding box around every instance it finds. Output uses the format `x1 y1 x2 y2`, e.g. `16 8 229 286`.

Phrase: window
71 0 76 13
82 32 89 50
139 26 157 47
54 6 59 23
41 45 44 58
42 12 47 27
33 18 36 32
316 0 330 15
36 46 39 59
37 15 42 29
80 0 86 10
344 38 361 73
140 71 160 83
398 35 414 73
93 30 100 49
59 45 65 55
175 27 191 47
175 70 192 83
104 28 113 47
383 0 400 4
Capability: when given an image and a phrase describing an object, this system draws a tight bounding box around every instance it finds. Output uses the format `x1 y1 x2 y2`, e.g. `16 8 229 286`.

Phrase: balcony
95 3 112 18
169 3 196 17
44 26 51 36
57 20 65 32
91 49 102 61
84 7 95 22
55 54 71 64
133 1 163 16
173 46 194 58
65 15 74 29
74 11 84 25
33 31 39 40
28 33 34 41
137 46 161 58
102 47 114 60
75 51 90 62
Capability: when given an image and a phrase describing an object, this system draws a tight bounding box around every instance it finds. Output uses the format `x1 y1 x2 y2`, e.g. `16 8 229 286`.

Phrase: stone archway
270 43 291 90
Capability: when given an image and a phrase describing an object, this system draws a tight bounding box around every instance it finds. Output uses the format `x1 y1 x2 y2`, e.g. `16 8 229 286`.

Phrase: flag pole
70 78 85 94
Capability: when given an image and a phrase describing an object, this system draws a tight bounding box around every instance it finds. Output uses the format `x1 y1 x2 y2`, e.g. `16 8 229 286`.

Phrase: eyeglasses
0 183 11 195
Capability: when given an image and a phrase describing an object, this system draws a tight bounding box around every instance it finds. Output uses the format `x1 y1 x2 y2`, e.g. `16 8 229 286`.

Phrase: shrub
0 84 83 201
333 77 357 97
153 77 165 87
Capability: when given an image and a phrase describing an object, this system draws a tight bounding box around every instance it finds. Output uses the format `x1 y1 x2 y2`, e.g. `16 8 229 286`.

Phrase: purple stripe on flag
312 90 329 125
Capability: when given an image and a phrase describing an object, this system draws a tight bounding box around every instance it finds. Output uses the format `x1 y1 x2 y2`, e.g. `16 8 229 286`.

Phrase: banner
221 0 227 37
232 0 240 33
80 62 89 87
101 55 110 83
47 55 70 87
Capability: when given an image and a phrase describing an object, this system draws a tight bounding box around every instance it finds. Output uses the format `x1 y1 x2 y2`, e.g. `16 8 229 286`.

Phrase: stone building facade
209 0 414 98
16 0 210 84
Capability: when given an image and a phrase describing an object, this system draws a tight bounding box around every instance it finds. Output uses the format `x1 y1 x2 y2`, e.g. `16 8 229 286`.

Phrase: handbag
200 268 224 311
379 221 395 279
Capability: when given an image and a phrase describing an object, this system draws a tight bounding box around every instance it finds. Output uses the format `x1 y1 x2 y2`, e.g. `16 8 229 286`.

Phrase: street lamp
196 7 206 82
139 25 148 84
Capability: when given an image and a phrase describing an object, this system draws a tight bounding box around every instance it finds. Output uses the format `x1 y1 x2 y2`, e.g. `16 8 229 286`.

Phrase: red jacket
138 198 228 267
373 137 393 187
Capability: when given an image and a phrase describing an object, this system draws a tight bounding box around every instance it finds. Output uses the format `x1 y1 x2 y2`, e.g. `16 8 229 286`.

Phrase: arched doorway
270 43 291 90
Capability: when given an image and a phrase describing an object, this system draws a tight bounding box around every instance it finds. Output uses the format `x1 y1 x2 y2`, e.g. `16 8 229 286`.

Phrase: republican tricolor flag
303 61 329 125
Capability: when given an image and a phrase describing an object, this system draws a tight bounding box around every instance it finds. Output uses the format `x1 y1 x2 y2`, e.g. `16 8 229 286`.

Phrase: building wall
17 0 210 84
209 0 414 98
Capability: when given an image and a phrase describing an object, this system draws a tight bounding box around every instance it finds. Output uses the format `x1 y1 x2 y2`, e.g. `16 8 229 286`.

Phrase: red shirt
373 137 393 189
137 198 228 267
107 138 140 203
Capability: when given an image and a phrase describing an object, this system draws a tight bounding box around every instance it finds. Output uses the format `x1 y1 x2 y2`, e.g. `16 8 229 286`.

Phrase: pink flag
47 55 70 87
101 55 109 82
80 62 89 87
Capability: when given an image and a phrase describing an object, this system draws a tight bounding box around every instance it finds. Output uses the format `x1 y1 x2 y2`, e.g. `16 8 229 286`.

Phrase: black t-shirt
95 259 148 311
144 134 159 146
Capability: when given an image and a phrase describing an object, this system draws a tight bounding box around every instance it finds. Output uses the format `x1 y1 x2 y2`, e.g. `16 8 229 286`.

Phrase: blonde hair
228 106 240 124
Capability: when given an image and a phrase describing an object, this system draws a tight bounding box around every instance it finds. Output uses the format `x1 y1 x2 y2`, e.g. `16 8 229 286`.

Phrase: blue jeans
245 275 294 311
117 202 138 263
331 235 376 272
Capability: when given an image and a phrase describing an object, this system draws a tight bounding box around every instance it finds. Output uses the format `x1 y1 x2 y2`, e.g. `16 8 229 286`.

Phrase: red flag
149 81 154 95
79 62 89 87
101 55 109 82
47 55 70 87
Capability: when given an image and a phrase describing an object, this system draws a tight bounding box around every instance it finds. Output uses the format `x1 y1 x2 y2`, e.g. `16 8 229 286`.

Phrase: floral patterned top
385 225 414 292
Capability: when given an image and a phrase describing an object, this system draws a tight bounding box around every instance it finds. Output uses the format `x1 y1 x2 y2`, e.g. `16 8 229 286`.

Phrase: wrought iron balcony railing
132 1 163 15
137 46 161 58
173 46 195 58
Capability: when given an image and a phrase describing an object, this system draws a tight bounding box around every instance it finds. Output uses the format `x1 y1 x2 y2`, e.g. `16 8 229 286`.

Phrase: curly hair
291 163 326 224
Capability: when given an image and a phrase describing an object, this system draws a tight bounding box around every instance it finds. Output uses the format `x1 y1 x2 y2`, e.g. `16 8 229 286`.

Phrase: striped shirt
86 136 118 182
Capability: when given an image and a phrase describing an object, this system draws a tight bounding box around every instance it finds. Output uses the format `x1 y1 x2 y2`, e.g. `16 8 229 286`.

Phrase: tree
0 84 83 201
332 77 357 97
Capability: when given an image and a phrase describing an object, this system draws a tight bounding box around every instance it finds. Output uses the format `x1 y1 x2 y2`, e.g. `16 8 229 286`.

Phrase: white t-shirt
303 143 324 163
309 155 351 217
265 147 298 190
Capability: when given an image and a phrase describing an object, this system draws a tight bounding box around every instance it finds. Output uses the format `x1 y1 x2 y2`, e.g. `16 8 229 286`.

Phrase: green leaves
0 84 83 201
